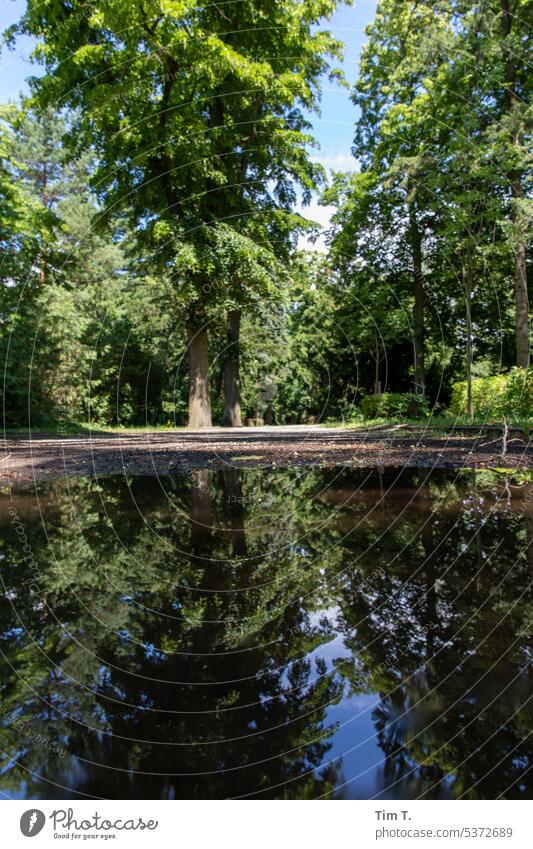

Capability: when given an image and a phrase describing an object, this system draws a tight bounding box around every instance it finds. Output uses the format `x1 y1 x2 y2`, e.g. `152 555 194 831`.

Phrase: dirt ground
0 424 531 484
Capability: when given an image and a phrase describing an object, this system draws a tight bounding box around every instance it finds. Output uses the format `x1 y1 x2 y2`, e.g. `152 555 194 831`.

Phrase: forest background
0 0 531 430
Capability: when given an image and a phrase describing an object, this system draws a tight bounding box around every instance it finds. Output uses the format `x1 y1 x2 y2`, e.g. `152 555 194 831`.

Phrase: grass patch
3 421 188 436
321 414 531 432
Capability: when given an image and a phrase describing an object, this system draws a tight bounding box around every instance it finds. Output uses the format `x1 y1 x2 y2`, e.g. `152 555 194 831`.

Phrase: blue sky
0 0 378 239
300 1 379 240
307 1 378 168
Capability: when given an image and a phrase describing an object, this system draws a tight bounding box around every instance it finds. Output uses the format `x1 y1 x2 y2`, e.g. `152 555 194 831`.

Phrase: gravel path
0 425 531 484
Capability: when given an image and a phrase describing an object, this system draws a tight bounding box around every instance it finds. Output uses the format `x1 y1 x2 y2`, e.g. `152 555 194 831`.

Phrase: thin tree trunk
501 1 530 367
223 468 247 556
473 468 483 571
525 514 533 579
409 205 425 395
374 365 382 396
512 179 530 367
463 245 474 419
214 366 223 406
190 469 212 547
187 322 212 428
223 308 242 427
372 333 382 394
39 160 47 285
418 474 437 654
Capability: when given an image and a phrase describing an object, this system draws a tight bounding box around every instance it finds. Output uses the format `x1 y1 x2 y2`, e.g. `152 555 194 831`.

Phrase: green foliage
360 392 429 420
450 367 533 422
9 0 345 301
0 105 186 428
2 1 531 427
4 0 350 427
326 0 532 407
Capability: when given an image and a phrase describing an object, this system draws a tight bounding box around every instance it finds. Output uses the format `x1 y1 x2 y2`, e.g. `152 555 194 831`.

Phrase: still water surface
1 466 532 799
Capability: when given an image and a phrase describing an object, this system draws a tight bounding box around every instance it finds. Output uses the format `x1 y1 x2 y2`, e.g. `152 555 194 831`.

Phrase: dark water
0 465 532 800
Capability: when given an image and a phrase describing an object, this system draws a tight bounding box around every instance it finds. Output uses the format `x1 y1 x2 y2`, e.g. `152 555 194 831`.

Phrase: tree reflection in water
0 467 531 799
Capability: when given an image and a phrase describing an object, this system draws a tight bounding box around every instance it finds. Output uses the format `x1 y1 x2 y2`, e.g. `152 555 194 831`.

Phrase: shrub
360 392 429 420
450 367 533 421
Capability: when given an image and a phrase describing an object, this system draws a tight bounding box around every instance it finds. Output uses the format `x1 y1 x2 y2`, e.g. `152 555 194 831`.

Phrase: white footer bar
3 799 531 848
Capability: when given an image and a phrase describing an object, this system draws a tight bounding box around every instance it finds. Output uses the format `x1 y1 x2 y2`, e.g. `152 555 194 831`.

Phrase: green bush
360 392 429 420
450 367 533 421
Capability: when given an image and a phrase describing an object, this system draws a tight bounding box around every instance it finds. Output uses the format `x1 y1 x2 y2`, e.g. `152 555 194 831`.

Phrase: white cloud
295 196 336 254
311 149 358 172
294 146 358 253
291 148 359 253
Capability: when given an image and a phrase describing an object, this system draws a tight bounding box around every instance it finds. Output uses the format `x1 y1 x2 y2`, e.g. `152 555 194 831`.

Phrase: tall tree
350 1 454 395
7 0 345 426
0 105 58 425
462 0 532 366
328 0 531 407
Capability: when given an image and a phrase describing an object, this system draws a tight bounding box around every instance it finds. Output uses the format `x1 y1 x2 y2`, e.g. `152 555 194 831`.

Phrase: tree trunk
187 322 212 428
373 340 382 395
463 246 474 419
512 177 530 368
525 514 533 579
409 205 425 395
190 469 212 548
223 469 247 556
223 309 242 427
264 404 274 425
472 469 484 572
39 160 48 285
418 474 438 654
501 1 530 367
